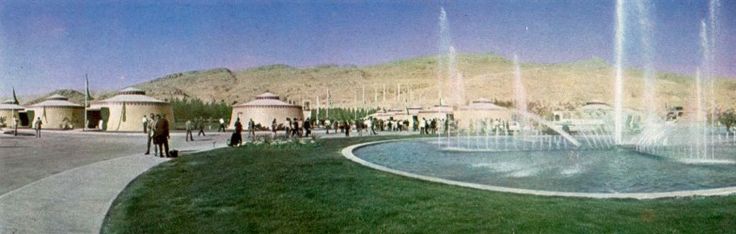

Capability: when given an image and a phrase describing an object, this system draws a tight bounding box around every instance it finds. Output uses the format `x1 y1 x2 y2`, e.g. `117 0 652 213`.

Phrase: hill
19 54 736 112
25 89 87 106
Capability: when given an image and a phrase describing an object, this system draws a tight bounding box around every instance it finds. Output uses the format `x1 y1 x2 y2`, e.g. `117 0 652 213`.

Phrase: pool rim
341 138 736 200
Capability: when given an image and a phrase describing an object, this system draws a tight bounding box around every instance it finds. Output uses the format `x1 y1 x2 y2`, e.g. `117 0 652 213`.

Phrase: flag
11 87 19 104
85 75 93 103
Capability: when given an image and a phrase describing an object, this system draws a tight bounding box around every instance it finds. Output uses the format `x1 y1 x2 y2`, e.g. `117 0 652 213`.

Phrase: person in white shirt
364 118 376 135
419 118 426 135
142 115 148 133
218 118 226 132
325 119 332 134
33 117 42 138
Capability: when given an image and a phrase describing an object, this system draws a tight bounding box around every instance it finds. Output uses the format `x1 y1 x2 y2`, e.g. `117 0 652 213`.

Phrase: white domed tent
91 87 173 131
28 94 84 129
0 99 25 128
454 98 511 129
229 92 303 130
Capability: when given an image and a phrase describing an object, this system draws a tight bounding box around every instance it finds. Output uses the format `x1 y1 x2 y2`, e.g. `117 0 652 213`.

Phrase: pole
396 83 400 104
382 84 386 107
374 86 378 105
316 95 320 120
326 87 330 119
84 74 88 131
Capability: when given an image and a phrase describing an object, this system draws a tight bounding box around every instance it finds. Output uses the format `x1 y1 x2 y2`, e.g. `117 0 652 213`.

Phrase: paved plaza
0 130 229 233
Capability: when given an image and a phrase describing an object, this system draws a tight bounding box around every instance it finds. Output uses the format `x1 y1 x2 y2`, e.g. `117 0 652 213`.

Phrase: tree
720 110 736 133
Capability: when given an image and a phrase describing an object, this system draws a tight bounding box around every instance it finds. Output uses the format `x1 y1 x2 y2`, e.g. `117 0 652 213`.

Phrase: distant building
417 104 453 121
91 87 174 131
454 98 511 129
28 94 84 129
229 92 303 130
0 99 26 127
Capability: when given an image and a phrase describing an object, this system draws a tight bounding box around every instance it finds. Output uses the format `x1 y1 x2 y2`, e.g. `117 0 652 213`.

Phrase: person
285 118 292 138
154 114 170 157
230 118 243 147
185 119 194 142
304 117 312 137
325 119 331 134
431 119 438 135
366 117 376 135
12 116 18 136
271 118 278 138
197 117 206 136
142 115 148 133
218 118 226 132
33 117 42 138
145 113 156 155
292 117 300 137
424 120 431 135
344 120 351 137
444 118 450 135
248 118 256 140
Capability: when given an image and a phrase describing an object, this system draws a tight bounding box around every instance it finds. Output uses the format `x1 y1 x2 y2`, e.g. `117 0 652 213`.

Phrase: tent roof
30 95 82 108
235 92 299 107
460 98 506 110
100 88 167 103
255 92 279 100
0 100 24 110
117 87 146 95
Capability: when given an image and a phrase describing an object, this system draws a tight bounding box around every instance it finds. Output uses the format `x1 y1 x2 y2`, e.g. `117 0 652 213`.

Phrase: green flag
12 87 19 104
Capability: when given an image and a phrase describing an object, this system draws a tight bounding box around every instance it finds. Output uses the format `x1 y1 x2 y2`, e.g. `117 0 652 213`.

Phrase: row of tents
0 87 173 131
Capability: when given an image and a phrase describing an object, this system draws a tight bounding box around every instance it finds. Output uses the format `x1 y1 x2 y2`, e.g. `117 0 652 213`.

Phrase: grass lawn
102 136 736 233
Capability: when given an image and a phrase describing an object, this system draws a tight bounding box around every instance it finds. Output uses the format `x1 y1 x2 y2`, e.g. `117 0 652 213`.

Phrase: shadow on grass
102 135 736 233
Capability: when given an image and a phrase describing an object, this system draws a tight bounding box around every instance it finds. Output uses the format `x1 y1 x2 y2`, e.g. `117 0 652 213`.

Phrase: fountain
345 3 736 198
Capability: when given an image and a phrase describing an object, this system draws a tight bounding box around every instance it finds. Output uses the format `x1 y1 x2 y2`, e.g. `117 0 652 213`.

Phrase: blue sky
1 0 734 95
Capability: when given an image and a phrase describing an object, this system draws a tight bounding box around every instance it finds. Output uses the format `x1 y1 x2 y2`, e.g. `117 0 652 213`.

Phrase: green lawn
102 136 736 233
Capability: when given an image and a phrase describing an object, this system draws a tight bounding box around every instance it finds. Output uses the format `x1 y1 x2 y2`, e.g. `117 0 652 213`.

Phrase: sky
1 0 734 96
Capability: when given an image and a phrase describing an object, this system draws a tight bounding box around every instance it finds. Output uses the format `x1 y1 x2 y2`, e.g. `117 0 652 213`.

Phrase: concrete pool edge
341 138 736 200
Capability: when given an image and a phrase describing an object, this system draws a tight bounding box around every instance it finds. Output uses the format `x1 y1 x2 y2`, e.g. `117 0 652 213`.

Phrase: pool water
354 139 736 193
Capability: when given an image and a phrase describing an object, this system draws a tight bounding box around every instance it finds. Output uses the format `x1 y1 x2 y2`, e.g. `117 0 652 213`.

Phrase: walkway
0 128 415 233
0 130 229 233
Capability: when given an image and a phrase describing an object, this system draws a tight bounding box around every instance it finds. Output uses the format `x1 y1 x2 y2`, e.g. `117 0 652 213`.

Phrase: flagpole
326 87 330 119
84 74 88 131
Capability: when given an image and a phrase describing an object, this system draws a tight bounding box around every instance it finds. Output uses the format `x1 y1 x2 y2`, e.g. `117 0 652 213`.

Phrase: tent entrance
86 109 102 129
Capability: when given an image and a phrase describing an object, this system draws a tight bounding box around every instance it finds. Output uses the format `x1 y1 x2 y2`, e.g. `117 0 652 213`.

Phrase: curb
341 139 736 200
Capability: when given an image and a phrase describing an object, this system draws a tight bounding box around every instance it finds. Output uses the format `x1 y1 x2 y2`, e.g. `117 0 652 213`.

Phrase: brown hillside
20 54 736 112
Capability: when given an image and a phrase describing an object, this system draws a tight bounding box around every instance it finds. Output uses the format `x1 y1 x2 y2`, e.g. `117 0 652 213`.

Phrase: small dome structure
0 99 24 110
229 92 303 130
0 99 26 127
91 87 173 131
28 94 84 129
454 98 512 129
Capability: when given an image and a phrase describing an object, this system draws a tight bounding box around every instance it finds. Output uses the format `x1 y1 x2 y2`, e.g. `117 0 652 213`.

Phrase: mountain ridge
10 54 736 112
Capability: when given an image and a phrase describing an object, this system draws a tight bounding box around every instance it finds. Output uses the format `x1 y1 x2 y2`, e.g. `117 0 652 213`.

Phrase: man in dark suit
154 114 170 157
198 117 206 136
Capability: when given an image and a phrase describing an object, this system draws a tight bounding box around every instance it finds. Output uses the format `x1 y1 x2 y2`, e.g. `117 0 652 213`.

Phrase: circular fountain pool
345 138 736 199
